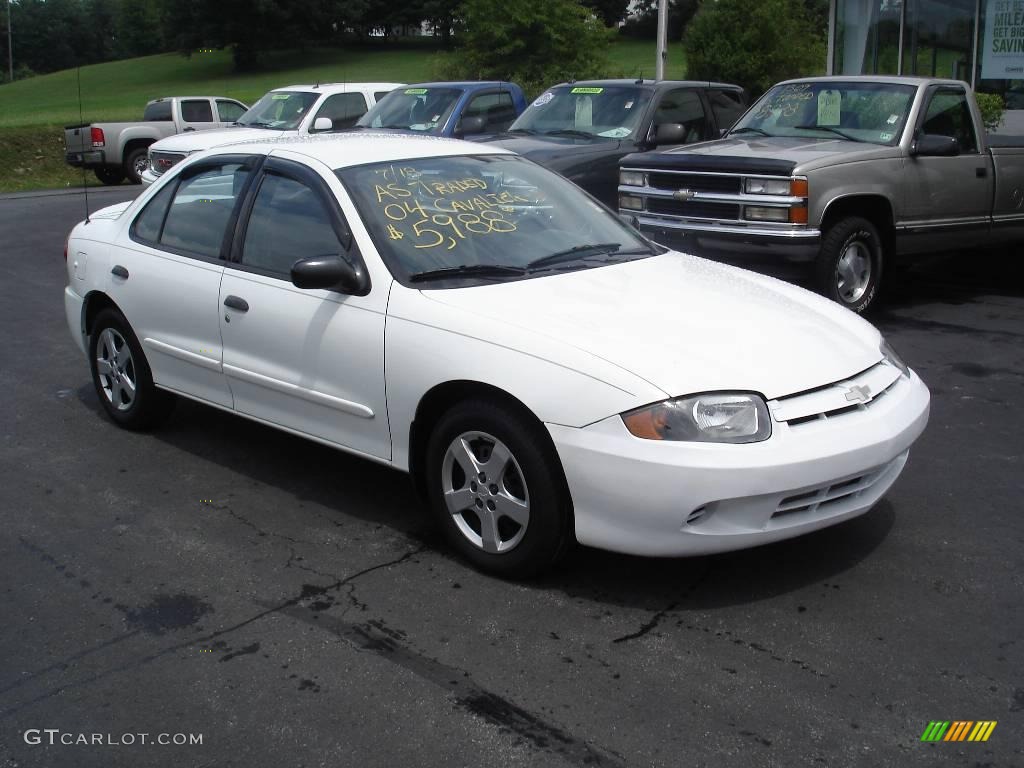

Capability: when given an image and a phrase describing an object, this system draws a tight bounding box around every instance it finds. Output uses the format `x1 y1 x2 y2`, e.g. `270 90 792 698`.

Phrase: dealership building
827 0 1024 131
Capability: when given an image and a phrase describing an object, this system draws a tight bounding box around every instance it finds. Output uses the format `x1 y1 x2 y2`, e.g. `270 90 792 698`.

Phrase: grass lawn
0 37 685 192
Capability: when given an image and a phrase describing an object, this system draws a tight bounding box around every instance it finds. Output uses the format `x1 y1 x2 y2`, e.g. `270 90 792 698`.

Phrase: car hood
635 135 896 174
481 134 619 167
421 252 882 400
150 126 294 153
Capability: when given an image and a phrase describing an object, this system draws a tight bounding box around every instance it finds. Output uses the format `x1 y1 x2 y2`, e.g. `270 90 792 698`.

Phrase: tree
582 0 629 27
620 0 698 40
684 0 826 98
438 0 609 94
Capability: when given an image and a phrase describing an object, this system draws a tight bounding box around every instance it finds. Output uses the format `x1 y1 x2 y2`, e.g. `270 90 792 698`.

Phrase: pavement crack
611 600 679 644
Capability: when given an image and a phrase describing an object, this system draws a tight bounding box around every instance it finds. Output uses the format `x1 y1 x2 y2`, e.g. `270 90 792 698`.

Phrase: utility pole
6 0 12 84
655 0 668 81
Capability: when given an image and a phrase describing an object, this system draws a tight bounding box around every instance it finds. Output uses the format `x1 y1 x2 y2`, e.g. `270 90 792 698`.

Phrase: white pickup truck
64 96 249 185
141 82 403 186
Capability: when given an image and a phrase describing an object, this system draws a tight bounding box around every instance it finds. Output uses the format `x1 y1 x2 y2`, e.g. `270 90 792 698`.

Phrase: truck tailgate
64 125 91 154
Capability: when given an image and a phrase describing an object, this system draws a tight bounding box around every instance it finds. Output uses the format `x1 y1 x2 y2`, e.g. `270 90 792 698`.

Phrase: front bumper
636 216 821 262
140 168 160 187
547 371 930 557
65 150 106 168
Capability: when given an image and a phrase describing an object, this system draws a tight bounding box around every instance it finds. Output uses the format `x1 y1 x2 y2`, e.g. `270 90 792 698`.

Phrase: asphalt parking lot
1 186 1022 768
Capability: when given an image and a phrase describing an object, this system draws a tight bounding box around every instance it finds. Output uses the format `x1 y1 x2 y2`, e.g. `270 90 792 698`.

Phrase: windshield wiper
729 126 772 137
544 129 595 138
793 125 864 142
409 264 527 283
526 243 631 271
507 127 538 135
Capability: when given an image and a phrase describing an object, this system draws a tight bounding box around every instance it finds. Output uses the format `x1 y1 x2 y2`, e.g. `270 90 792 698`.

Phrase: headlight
619 193 644 211
622 392 772 443
620 170 645 187
744 205 789 222
745 178 790 195
880 338 910 378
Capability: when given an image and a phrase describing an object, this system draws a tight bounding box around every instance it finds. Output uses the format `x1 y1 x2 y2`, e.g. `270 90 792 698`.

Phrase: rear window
144 101 172 121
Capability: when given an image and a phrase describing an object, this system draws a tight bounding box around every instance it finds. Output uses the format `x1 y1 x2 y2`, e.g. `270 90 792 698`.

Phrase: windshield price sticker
817 90 841 126
271 94 291 100
404 88 429 95
571 87 603 94
532 92 555 107
371 165 541 250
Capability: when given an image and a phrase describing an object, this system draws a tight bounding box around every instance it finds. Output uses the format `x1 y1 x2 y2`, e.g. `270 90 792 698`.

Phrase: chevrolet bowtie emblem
845 384 872 402
672 189 696 201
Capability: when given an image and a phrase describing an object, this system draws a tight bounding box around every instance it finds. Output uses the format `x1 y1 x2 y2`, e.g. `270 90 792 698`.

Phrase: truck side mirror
911 133 960 157
653 123 686 146
456 116 486 138
312 117 334 133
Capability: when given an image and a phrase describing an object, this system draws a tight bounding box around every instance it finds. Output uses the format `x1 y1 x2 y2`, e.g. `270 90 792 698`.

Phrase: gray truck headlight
745 178 791 195
619 193 644 211
620 170 645 187
622 393 771 443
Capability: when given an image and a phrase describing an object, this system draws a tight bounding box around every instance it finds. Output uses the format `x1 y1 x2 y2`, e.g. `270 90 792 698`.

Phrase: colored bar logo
921 721 997 742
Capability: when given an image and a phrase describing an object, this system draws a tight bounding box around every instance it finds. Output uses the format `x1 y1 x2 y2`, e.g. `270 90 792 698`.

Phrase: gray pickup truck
64 96 248 185
619 76 1024 312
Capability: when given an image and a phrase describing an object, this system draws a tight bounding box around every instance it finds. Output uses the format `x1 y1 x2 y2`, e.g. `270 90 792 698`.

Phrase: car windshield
336 154 655 286
236 91 319 130
510 85 653 139
731 81 917 145
356 87 462 132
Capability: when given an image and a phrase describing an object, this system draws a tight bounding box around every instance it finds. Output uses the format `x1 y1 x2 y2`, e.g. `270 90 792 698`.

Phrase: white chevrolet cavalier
63 134 930 577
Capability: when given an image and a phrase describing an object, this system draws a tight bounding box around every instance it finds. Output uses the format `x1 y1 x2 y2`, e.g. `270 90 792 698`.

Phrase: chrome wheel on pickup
816 216 883 313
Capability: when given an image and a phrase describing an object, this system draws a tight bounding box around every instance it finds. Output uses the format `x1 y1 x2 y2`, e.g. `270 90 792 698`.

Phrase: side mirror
312 117 334 133
719 127 729 138
653 122 686 146
290 255 366 293
456 115 486 137
911 133 960 157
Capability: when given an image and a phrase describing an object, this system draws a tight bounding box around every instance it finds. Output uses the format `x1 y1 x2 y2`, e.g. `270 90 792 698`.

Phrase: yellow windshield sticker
271 94 291 100
571 87 603 94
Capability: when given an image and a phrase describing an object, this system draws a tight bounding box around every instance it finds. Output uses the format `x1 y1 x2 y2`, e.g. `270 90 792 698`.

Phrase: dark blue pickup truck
356 81 528 139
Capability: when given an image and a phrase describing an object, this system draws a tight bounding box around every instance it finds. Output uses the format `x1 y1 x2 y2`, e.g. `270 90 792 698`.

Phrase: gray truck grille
647 198 741 220
646 173 742 194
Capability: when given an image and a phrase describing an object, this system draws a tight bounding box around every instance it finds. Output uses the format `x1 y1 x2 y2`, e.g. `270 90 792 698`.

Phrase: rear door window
181 100 214 123
144 101 172 121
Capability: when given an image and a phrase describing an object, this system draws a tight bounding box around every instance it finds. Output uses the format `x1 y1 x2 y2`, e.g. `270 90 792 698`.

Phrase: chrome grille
646 172 742 194
150 151 187 176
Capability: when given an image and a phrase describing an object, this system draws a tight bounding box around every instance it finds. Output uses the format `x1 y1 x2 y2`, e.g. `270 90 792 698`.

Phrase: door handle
223 295 249 312
111 265 129 279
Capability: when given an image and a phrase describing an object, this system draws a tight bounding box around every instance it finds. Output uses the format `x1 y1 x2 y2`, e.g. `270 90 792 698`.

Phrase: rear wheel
425 400 572 578
815 216 883 313
89 308 174 430
94 166 125 185
123 147 149 185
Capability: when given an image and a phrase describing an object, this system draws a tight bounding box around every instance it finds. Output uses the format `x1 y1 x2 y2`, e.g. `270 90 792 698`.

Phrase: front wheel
123 147 149 185
89 308 174 430
425 400 572 578
815 216 883 313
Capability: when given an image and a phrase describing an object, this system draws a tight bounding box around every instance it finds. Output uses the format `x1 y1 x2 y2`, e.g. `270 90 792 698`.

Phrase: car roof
546 79 742 90
776 75 966 88
271 82 406 93
393 81 512 89
194 132 512 169
147 96 241 102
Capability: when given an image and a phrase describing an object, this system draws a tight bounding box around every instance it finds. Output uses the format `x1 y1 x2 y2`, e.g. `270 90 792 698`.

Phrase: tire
425 399 572 578
815 216 883 313
94 166 125 186
123 147 149 185
88 308 174 430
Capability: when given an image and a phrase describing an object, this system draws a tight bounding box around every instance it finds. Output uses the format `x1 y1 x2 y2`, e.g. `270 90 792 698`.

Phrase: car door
218 155 391 460
108 156 260 407
178 99 219 132
901 85 993 252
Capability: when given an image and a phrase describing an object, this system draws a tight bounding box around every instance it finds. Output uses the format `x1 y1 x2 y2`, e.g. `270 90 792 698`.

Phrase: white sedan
63 134 930 577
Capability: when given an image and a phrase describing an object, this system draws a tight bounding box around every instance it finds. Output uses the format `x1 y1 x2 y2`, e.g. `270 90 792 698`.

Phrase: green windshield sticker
271 94 291 100
404 88 429 95
570 87 603 94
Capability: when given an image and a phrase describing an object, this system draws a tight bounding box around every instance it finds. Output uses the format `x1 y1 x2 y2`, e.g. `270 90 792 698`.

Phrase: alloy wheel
95 328 136 411
837 240 872 303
